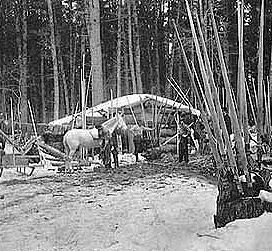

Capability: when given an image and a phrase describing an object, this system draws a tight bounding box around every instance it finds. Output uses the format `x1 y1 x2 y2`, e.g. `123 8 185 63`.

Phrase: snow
1 154 272 251
188 214 272 251
49 94 200 126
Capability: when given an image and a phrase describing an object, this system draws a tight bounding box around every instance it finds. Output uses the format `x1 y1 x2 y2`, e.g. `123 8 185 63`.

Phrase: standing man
178 120 190 163
130 121 153 162
111 130 119 168
223 107 232 136
96 124 112 169
0 113 8 151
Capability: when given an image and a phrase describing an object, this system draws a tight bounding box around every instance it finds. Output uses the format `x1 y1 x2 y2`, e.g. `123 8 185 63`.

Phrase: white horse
63 114 127 163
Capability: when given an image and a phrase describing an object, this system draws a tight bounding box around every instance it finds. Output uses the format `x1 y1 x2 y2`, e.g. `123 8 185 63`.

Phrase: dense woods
0 0 272 123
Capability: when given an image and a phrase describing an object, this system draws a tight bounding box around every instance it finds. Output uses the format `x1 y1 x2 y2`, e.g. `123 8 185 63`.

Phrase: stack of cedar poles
171 0 266 194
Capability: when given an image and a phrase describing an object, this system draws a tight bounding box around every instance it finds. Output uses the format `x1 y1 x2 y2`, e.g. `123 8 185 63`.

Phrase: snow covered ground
1 157 272 251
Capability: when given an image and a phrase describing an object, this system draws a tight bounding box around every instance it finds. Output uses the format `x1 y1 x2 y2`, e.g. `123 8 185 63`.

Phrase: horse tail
63 133 70 156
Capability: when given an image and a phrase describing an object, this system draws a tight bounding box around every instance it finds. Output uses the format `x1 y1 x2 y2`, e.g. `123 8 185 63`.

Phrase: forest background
0 0 271 124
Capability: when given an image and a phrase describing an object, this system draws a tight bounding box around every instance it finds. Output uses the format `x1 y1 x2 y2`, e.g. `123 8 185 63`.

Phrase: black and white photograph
1 0 272 250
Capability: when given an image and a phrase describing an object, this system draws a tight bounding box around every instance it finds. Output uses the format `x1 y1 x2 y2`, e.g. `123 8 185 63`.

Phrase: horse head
116 114 127 132
102 114 127 135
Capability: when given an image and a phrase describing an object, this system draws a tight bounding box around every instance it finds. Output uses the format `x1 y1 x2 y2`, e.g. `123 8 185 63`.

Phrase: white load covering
49 94 200 126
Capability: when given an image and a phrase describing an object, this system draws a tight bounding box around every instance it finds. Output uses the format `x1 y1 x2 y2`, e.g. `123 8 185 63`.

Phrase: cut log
142 145 176 160
160 128 176 137
214 197 264 228
37 141 66 160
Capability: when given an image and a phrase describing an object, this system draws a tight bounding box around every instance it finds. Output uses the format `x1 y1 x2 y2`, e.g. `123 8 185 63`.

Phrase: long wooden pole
81 54 86 130
264 84 269 135
246 80 257 125
267 77 271 147
157 99 168 138
167 78 188 105
210 1 251 189
126 97 138 125
110 89 113 118
162 95 179 130
28 100 42 164
10 98 15 169
184 0 225 157
81 54 87 160
237 0 250 151
169 77 192 106
252 78 258 112
257 0 265 166
195 14 236 162
172 22 222 169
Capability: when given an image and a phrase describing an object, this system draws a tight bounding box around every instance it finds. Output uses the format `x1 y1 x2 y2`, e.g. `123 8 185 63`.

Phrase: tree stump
214 169 265 228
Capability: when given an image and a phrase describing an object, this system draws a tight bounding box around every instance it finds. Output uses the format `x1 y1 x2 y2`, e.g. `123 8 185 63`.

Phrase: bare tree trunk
21 0 28 124
147 43 153 91
116 0 122 97
47 0 59 120
132 0 142 93
123 12 130 95
71 33 77 112
168 1 180 97
60 55 70 114
69 0 75 112
57 35 70 115
41 43 46 122
127 0 137 93
124 46 130 95
155 21 160 95
85 0 104 106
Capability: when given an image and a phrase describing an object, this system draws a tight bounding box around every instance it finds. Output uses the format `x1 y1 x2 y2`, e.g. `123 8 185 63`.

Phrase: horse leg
65 148 77 173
